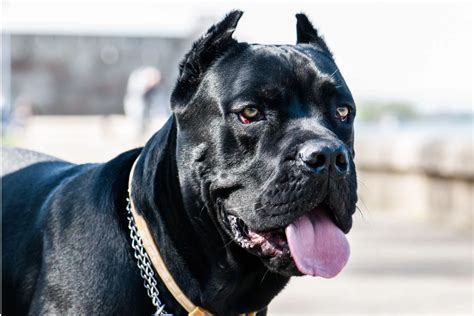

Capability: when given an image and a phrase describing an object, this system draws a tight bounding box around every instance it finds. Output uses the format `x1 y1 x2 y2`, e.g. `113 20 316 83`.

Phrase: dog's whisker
259 269 270 285
198 205 206 216
357 177 370 190
357 196 369 213
355 205 365 218
221 237 235 249
253 203 272 212
193 216 206 224
224 203 258 212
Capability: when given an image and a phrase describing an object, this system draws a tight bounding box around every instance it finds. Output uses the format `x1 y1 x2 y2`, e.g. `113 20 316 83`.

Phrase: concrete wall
355 131 473 231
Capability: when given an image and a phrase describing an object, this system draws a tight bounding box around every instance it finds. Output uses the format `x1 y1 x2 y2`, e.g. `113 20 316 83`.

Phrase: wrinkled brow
256 86 286 100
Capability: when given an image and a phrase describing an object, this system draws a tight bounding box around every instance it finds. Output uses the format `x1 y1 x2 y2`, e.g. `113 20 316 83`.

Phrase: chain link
126 198 171 316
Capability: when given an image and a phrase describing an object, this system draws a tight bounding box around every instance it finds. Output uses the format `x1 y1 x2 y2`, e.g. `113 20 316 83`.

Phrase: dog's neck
129 116 288 315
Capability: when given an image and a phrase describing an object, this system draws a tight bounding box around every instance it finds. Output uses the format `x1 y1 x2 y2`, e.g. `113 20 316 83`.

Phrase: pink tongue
285 209 350 278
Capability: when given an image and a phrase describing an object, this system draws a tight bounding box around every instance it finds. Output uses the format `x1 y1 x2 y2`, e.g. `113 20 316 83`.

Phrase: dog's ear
171 10 243 110
295 13 332 57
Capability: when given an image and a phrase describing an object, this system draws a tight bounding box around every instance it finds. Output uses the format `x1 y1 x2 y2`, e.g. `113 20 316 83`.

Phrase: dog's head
171 11 357 278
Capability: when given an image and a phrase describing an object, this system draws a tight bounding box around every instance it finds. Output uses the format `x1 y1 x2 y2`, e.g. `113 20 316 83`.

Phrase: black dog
2 11 357 315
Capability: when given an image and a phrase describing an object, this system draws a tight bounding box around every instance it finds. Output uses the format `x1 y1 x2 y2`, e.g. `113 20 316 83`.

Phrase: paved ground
5 116 473 315
269 212 472 315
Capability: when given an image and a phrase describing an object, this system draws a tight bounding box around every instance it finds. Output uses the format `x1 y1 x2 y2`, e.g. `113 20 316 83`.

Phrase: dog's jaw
219 193 354 278
228 214 290 257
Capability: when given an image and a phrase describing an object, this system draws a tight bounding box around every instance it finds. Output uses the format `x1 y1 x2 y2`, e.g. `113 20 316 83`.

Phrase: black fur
2 11 357 315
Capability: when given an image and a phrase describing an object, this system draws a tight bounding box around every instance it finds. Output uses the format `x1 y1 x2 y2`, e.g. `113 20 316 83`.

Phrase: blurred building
6 33 190 115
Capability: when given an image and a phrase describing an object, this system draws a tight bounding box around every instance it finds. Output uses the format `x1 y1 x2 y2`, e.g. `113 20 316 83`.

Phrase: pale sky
3 0 473 112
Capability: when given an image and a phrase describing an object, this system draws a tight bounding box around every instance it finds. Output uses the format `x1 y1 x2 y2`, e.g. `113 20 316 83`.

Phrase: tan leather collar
128 156 256 316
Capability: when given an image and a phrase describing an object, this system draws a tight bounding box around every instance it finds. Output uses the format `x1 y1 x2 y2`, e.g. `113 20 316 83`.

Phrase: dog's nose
298 140 350 174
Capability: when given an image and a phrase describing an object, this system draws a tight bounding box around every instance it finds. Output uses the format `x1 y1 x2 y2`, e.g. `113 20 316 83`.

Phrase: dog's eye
238 107 264 124
336 106 351 121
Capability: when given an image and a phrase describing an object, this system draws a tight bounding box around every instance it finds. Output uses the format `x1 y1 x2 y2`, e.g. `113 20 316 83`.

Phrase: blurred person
2 95 34 139
1 93 10 136
123 66 161 137
12 95 34 128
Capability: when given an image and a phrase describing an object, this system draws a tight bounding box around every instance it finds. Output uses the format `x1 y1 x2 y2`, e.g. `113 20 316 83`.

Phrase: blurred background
1 0 472 315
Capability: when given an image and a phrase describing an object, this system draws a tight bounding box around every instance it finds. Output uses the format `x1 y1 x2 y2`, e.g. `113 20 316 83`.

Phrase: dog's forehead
241 44 337 78
253 44 336 71
213 43 350 103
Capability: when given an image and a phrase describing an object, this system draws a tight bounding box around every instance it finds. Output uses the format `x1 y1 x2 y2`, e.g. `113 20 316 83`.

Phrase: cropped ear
171 10 243 110
295 13 333 57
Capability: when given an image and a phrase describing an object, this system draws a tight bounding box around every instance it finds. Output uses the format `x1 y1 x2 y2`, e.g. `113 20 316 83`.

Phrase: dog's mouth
226 205 350 278
228 214 290 258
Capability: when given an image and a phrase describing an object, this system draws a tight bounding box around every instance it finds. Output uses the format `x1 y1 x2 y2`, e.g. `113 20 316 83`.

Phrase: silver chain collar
126 197 172 316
